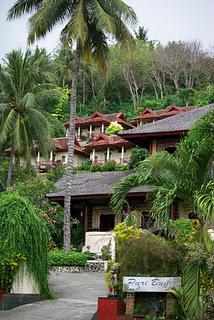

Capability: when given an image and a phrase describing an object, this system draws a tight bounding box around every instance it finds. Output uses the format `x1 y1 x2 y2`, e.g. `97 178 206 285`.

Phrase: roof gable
91 112 104 119
139 108 157 119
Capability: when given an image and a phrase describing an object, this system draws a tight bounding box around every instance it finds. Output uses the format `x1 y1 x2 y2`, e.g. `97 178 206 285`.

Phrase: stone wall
51 260 108 273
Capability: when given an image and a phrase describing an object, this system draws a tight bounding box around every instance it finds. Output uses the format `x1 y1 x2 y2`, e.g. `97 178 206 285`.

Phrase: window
61 155 66 163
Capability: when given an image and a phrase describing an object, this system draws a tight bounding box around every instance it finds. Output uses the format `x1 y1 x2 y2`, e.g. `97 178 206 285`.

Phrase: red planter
98 297 126 320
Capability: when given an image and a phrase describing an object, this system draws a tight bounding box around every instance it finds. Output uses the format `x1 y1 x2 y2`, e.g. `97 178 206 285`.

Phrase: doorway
100 214 115 231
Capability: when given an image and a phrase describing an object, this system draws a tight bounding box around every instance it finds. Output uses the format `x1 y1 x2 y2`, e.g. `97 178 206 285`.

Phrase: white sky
1 0 214 60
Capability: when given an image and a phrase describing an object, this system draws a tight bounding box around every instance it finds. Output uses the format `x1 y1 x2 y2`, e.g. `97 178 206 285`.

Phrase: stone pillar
121 146 125 164
101 123 105 133
125 292 135 316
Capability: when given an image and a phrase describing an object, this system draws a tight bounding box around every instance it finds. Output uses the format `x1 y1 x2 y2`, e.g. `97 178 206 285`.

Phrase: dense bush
48 250 88 267
90 164 102 172
11 178 64 248
102 160 117 172
0 157 37 187
47 165 65 182
129 147 149 169
114 222 181 277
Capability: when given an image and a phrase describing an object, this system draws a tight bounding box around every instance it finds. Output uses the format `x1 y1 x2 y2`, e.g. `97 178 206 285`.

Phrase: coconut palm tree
0 50 51 186
8 0 137 251
111 109 214 318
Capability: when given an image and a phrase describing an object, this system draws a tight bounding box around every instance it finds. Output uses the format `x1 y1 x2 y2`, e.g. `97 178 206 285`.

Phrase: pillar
50 151 53 163
84 203 88 233
151 139 157 155
37 151 40 163
101 123 105 133
106 148 110 161
92 149 96 163
121 146 125 164
89 125 92 138
125 292 135 316
78 126 81 139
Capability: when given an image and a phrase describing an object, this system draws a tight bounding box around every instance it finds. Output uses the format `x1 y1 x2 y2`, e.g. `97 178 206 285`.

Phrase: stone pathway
0 272 107 320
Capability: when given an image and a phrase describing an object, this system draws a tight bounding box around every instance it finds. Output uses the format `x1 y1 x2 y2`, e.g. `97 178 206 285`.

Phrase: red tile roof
52 137 89 157
64 112 133 129
84 133 135 151
131 105 197 124
5 138 89 158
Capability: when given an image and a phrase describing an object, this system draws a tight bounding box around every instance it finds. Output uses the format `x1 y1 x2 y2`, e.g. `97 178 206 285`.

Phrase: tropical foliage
111 109 214 318
0 193 51 297
8 0 137 251
0 50 52 186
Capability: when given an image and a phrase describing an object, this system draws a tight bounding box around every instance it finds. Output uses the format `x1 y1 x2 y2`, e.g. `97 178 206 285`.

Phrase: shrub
47 165 65 182
129 147 149 169
115 164 129 171
102 160 117 172
106 122 123 135
90 164 102 172
114 222 181 277
48 250 88 267
101 243 112 260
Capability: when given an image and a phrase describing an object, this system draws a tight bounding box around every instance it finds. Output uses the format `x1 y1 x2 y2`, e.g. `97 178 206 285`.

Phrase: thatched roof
47 171 151 200
121 104 214 138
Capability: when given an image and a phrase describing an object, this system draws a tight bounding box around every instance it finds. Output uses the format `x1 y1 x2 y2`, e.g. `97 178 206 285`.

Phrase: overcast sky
1 0 214 61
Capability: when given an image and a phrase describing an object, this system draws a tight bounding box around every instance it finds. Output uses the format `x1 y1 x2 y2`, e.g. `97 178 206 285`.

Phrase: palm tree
8 0 137 251
111 109 214 318
0 50 51 186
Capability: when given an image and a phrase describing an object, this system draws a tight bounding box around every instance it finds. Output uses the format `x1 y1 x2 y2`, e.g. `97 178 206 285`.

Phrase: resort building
130 105 197 126
84 133 135 165
64 111 133 144
48 104 214 253
36 137 89 171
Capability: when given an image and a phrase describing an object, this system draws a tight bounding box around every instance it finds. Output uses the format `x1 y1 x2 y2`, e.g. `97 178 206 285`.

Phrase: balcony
36 161 57 172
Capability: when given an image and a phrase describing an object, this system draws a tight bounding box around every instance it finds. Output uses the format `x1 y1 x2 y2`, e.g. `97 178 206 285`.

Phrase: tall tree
8 0 137 251
0 50 51 186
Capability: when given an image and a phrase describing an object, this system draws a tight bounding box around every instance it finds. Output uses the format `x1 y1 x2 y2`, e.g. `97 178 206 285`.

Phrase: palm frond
27 0 72 44
182 261 201 319
196 181 214 224
110 171 143 214
7 0 42 20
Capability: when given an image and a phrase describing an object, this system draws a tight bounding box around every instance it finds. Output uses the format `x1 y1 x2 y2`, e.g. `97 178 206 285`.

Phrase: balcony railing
92 158 130 165
36 161 57 171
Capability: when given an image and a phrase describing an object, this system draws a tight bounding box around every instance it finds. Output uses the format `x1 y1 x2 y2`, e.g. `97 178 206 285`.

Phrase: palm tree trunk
7 147 14 187
63 42 81 251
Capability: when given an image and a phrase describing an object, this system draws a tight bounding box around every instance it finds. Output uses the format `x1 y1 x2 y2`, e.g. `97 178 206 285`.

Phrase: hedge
48 250 88 267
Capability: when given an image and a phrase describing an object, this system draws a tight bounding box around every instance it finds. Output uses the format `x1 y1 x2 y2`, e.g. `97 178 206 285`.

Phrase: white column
121 146 124 164
37 151 40 163
101 123 105 133
92 149 96 163
78 127 81 139
50 151 53 163
89 125 92 138
107 148 110 161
